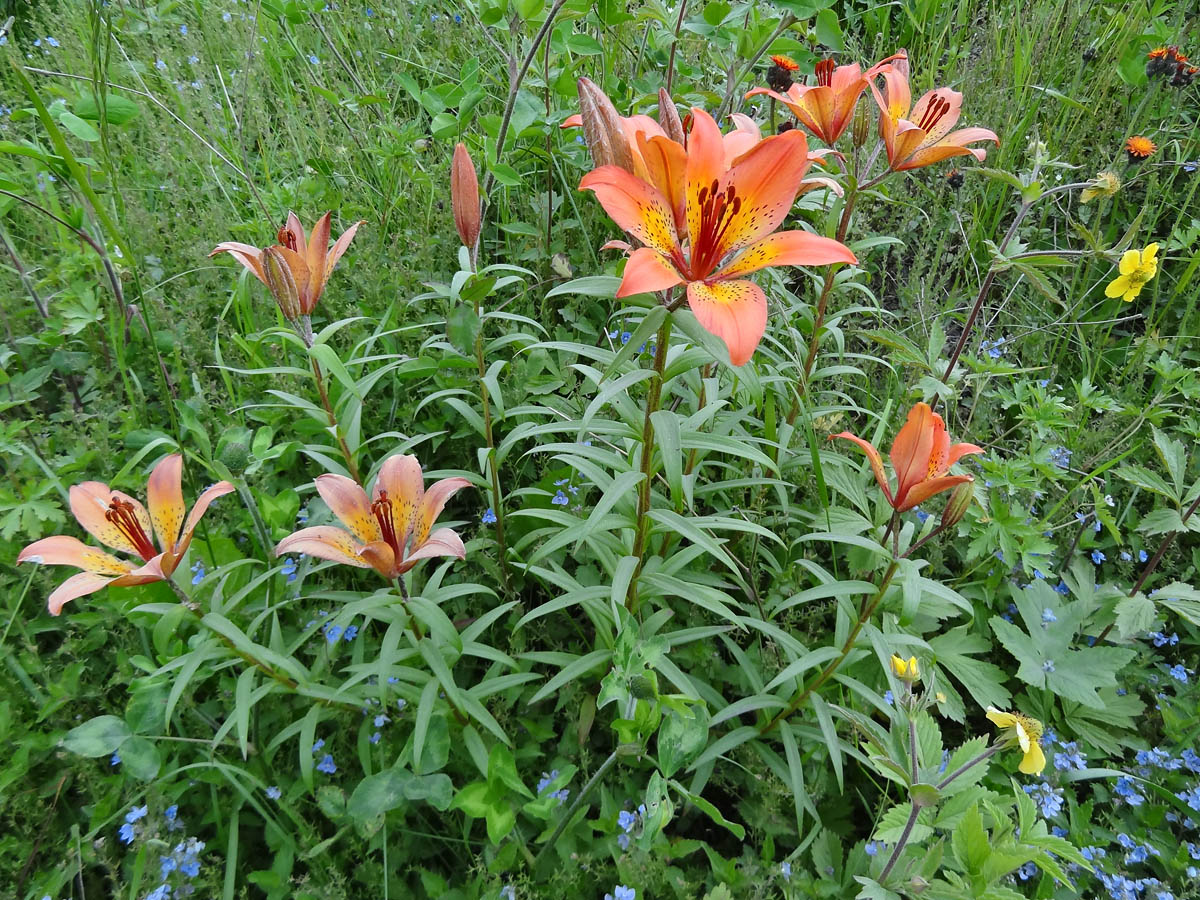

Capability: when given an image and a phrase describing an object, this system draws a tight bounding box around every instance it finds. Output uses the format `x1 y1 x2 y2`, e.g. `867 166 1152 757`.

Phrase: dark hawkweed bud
766 54 799 92
777 120 794 134
577 77 634 172
262 246 301 322
941 479 974 530
946 168 964 190
658 88 685 144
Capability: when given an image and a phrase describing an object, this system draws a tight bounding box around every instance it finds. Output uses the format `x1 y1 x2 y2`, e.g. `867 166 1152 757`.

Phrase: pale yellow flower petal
1106 275 1132 298
1118 249 1141 276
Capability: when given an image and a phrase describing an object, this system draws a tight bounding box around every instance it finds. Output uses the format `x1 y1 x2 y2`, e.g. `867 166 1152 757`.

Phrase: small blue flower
325 624 343 644
1053 741 1086 770
1053 581 1069 595
266 785 281 799
281 557 298 583
617 809 638 833
46 37 60 47
316 754 337 774
1023 781 1064 818
297 506 309 524
500 887 515 900
780 861 791 880
312 739 325 753
374 714 389 728
883 690 894 706
190 560 206 585
156 59 167 71
188 54 199 64
118 823 136 844
1033 569 1046 580
1041 607 1055 622
1048 446 1071 469
1139 549 1148 562
551 490 569 506
1016 862 1037 880
1120 550 1132 561
865 841 881 856
481 508 497 524
180 24 188 35
1090 549 1105 564
111 751 121 766
223 11 232 21
308 54 320 64
604 887 635 900
343 625 359 641
126 805 148 823
370 732 381 744
1038 378 1050 388
1042 659 1056 673
913 507 929 524
146 886 171 900
1169 664 1189 683
1115 776 1146 806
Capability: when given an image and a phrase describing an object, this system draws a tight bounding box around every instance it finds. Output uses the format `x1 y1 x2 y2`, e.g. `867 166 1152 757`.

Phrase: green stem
474 295 511 593
309 355 361 484
935 742 1002 791
878 803 919 883
760 559 900 735
234 477 273 559
532 747 626 868
627 317 673 612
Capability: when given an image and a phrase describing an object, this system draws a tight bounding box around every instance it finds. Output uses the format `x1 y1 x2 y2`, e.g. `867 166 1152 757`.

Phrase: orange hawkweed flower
211 212 364 317
770 54 801 72
1125 136 1156 161
275 455 471 579
17 454 235 615
869 50 999 171
831 402 983 511
747 52 904 146
579 108 856 366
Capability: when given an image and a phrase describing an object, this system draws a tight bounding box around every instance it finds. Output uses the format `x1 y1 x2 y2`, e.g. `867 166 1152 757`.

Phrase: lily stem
760 559 900 735
627 316 673 613
309 355 361 484
532 747 625 869
395 577 424 642
473 289 511 593
788 186 859 426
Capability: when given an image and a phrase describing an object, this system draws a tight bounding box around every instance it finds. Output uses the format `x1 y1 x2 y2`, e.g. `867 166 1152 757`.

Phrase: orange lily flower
275 455 472 579
746 53 904 146
17 455 235 615
869 51 998 171
831 402 983 511
579 107 856 367
210 211 364 316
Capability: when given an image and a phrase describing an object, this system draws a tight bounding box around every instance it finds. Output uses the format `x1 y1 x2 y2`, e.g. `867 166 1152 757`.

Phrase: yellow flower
1080 171 1120 204
1104 243 1159 303
985 706 1046 775
891 654 920 680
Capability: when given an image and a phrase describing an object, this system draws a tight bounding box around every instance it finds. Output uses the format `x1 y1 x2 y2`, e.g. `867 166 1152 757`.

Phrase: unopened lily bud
658 88 685 144
941 479 974 530
262 246 301 322
451 142 481 251
891 654 919 681
851 101 871 149
577 77 634 172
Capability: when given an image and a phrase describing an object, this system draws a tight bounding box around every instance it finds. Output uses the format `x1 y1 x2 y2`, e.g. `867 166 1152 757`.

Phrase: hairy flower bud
851 101 871 149
658 88 685 144
577 77 634 172
451 142 481 251
261 246 301 322
940 479 974 530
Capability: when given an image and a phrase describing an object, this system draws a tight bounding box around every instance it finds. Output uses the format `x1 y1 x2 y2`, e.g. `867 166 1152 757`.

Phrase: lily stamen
105 499 157 561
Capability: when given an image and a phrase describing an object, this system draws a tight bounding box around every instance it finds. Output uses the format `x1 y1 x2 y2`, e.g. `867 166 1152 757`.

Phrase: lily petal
47 572 116 616
414 477 472 549
307 211 332 290
579 165 680 255
889 403 937 510
617 247 684 297
711 128 812 258
358 540 398 578
275 526 370 568
400 526 466 573
147 453 185 552
209 242 267 284
282 211 307 254
173 480 236 562
830 432 894 506
898 473 973 511
683 108 727 248
322 219 364 295
18 535 134 575
374 454 425 548
635 133 688 231
69 482 149 556
713 230 856 280
685 278 768 367
315 473 381 544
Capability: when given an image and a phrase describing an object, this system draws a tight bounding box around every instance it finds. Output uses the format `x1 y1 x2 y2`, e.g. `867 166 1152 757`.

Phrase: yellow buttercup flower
891 655 920 680
985 706 1046 775
1104 243 1159 303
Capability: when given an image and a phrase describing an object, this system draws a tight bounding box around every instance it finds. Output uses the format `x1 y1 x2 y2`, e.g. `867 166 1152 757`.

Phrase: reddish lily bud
577 77 634 172
940 479 974 530
261 246 301 322
451 143 481 251
658 88 685 144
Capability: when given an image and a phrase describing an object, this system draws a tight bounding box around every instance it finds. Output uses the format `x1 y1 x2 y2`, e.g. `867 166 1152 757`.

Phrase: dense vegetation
1 1 1198 899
